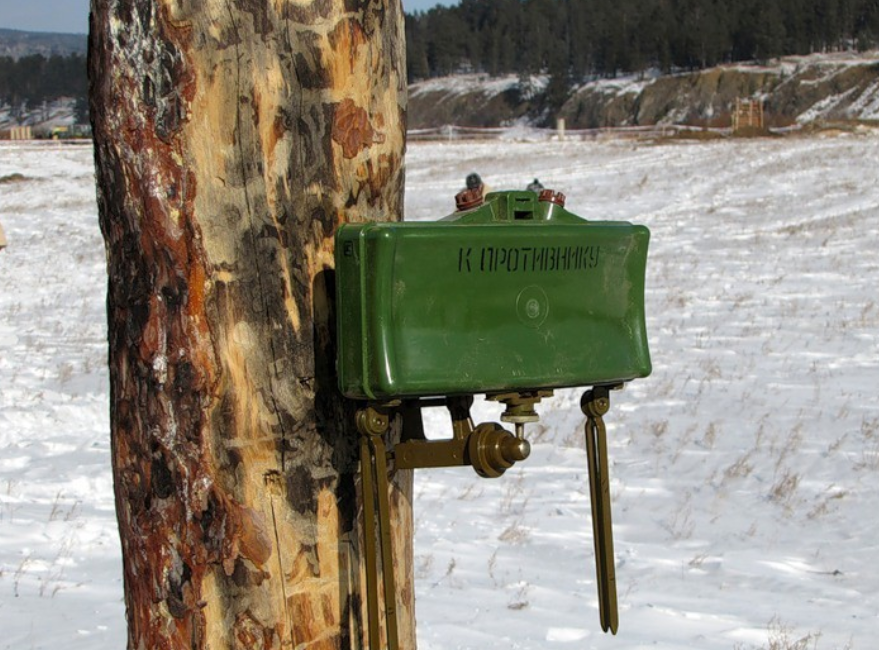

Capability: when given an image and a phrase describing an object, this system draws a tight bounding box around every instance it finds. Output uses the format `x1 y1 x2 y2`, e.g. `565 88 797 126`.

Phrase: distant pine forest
0 53 88 119
4 0 879 118
406 0 879 81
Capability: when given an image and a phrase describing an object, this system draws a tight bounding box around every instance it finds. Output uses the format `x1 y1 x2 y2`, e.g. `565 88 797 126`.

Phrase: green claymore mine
335 189 651 648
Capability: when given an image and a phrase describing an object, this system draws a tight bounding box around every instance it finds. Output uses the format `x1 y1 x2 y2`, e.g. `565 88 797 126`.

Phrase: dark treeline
0 53 88 118
5 6 879 121
406 0 879 82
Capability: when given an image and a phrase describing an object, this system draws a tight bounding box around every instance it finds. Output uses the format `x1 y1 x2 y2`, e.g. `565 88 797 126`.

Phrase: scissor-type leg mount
355 388 619 647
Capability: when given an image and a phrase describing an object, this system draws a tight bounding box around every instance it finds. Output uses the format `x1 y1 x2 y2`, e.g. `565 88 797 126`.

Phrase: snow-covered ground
0 142 118 646
2 132 879 649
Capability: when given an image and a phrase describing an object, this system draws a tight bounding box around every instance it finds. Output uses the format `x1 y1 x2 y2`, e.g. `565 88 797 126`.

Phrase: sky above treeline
0 0 457 35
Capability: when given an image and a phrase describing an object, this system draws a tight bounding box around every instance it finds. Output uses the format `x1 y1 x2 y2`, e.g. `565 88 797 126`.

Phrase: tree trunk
88 1 411 648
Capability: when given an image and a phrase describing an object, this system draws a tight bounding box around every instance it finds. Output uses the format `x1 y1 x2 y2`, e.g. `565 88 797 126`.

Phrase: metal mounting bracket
355 388 622 648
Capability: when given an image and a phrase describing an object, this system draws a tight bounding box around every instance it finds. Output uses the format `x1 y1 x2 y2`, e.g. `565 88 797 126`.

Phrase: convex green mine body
335 190 651 400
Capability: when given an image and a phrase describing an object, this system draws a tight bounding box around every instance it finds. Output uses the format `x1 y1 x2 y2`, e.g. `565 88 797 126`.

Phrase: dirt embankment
408 55 879 129
407 78 541 130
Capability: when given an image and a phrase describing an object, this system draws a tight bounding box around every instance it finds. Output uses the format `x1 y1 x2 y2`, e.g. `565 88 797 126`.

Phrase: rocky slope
409 52 879 130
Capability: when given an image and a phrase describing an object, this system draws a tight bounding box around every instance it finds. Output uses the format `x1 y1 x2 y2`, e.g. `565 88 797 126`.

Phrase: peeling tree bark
88 1 411 648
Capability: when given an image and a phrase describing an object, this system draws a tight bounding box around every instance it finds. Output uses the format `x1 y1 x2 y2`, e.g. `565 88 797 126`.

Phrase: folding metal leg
582 388 619 634
358 405 399 650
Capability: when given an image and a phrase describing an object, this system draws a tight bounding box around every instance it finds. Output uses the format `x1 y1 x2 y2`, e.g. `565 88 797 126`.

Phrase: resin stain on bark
332 97 384 159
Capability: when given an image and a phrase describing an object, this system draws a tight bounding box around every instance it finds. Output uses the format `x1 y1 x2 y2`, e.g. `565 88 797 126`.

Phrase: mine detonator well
335 189 651 647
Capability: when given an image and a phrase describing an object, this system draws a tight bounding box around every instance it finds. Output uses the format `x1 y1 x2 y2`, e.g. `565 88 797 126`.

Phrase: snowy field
2 133 879 649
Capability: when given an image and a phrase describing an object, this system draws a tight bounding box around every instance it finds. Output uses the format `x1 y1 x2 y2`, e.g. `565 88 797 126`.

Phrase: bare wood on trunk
89 0 412 647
